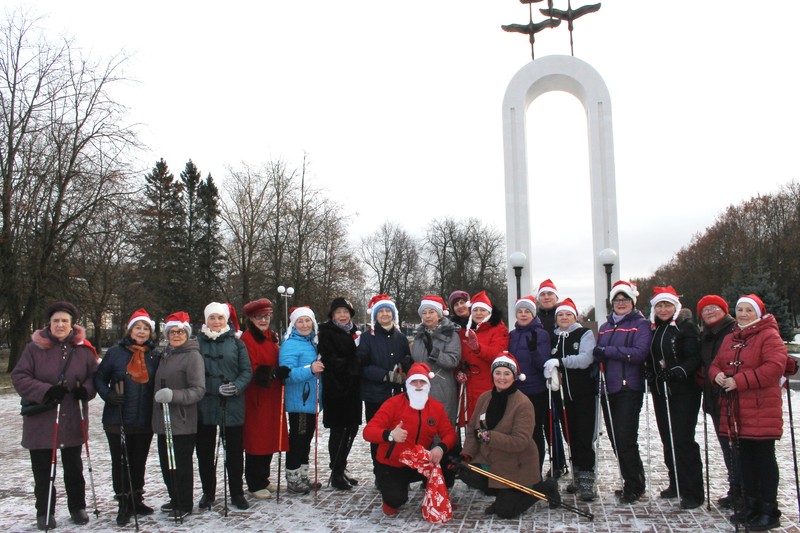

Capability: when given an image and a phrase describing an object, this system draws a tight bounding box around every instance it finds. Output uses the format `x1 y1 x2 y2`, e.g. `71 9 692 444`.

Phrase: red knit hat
418 295 448 318
447 290 470 310
537 279 559 299
165 311 192 337
610 280 639 304
127 308 155 331
737 294 766 318
697 294 728 316
406 362 435 385
491 351 526 381
649 286 682 322
555 298 579 319
465 291 493 332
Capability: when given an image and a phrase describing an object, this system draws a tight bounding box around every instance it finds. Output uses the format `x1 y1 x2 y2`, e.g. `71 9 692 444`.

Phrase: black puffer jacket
646 317 701 396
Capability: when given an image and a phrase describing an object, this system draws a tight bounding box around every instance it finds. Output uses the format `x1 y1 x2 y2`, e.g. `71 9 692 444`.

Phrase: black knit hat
45 301 80 323
328 297 355 319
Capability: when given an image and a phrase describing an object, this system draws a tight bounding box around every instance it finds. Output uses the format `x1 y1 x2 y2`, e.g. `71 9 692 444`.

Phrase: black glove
592 346 606 359
274 366 291 382
72 384 89 401
642 366 656 382
106 390 126 406
659 366 685 383
44 384 68 403
254 365 273 388
448 454 471 475
422 331 433 355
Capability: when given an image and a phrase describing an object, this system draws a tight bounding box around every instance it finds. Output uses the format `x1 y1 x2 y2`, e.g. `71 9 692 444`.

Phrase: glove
455 371 468 384
659 366 685 383
154 388 173 404
219 382 239 397
106 390 126 406
642 366 656 382
548 370 560 391
543 358 560 379
72 384 89 401
592 346 606 359
274 366 291 382
254 365 273 388
422 332 433 355
475 428 491 443
386 369 404 385
44 384 68 403
448 454 472 475
466 330 480 352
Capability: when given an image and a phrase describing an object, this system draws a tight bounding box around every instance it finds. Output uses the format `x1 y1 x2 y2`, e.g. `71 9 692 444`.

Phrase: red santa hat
127 308 155 332
465 290 492 332
649 286 682 322
537 279 559 299
165 311 192 337
226 303 242 338
406 362 435 385
737 294 766 319
515 295 537 314
204 302 230 322
286 306 319 342
418 295 448 318
609 280 639 304
555 298 579 319
368 294 399 333
491 351 526 381
696 294 729 317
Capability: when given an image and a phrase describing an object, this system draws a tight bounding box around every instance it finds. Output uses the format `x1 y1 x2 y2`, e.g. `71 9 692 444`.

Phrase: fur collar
31 324 87 350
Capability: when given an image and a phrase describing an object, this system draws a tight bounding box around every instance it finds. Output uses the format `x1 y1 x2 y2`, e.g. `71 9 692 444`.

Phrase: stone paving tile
1 389 799 532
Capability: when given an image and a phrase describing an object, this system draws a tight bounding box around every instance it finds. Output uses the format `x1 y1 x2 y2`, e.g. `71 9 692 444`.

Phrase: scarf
485 384 517 430
334 320 353 333
127 343 150 384
201 324 230 340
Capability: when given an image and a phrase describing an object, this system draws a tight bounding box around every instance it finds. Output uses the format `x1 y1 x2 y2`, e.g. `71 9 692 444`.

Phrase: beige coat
462 388 540 489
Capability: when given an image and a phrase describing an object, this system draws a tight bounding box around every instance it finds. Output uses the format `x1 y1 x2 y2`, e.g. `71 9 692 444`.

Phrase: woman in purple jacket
593 281 652 504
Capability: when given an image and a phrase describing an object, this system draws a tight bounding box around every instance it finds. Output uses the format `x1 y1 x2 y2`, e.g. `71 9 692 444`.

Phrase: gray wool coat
151 338 205 436
411 317 462 425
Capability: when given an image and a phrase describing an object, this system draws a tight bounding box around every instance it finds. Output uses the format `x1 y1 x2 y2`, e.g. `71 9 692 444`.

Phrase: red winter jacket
460 321 509 421
363 393 457 469
709 315 788 440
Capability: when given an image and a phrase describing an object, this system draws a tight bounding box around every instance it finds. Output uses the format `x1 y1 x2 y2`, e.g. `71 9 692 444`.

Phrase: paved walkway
1 388 799 532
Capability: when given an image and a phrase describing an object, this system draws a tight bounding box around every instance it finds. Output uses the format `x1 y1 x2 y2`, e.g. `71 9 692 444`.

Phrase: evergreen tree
138 159 186 322
180 159 204 318
195 173 225 319
724 263 793 341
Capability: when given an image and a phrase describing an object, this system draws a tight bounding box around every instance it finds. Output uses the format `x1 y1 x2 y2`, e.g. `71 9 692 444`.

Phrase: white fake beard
407 383 431 410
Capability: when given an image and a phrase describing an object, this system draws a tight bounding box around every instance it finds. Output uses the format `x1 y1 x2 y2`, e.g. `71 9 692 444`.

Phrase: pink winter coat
709 315 788 440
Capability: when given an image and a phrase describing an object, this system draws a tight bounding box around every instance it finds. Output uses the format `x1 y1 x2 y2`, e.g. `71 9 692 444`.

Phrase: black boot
748 501 781 532
730 496 759 525
116 494 132 526
133 491 154 515
342 470 359 486
330 470 352 490
533 478 561 509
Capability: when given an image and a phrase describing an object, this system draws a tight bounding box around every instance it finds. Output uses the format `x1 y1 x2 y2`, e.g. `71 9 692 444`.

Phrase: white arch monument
503 55 620 318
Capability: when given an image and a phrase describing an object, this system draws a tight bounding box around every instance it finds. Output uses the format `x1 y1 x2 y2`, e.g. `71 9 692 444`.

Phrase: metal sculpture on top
502 0 601 60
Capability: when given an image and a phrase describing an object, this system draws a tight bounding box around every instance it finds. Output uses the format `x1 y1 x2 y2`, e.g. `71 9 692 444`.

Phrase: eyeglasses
701 306 722 314
168 330 187 336
612 297 632 304
252 314 272 321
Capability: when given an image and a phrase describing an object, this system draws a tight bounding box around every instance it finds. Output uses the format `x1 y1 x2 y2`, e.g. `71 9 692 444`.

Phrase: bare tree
1 12 138 370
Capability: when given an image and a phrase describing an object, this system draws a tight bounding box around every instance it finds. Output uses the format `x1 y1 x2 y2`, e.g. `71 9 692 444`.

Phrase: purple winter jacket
594 310 652 394
12 325 99 450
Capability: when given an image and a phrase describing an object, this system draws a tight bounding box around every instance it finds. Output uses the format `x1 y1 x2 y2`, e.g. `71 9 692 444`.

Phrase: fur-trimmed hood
31 324 88 350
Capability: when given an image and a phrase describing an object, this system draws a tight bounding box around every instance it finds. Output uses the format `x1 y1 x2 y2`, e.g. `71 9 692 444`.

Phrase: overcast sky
19 1 800 309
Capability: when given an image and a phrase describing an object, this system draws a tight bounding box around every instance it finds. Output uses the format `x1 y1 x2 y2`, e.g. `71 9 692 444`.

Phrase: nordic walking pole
547 378 556 478
315 356 321 501
702 391 711 511
277 384 285 503
116 381 139 531
724 385 747 533
76 379 100 519
599 364 623 484
659 360 681 502
557 370 576 490
461 463 594 520
785 377 800 520
45 402 62 532
221 379 229 517
161 379 180 524
644 379 653 504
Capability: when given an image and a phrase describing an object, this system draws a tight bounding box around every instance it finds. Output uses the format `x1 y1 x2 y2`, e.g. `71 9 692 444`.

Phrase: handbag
19 345 76 416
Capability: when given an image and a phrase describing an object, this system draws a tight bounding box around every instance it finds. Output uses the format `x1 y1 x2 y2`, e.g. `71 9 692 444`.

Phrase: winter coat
709 315 788 440
699 314 736 414
363 393 457 469
646 317 702 397
508 318 551 396
358 324 411 404
462 388 540 489
241 325 288 455
94 336 159 430
459 314 509 421
279 328 321 415
318 320 362 428
197 328 252 427
594 310 652 394
151 338 205 436
552 324 597 400
12 325 99 450
537 307 557 343
411 317 462 425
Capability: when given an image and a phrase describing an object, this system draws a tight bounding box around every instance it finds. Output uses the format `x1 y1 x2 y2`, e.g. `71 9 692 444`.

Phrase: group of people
10 278 796 530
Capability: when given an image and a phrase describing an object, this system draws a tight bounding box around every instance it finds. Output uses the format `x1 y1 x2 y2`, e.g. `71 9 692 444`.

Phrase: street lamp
277 285 294 337
598 248 618 314
509 251 527 300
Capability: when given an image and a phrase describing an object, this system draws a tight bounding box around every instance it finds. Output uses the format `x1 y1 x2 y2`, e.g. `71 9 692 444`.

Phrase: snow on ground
1 390 800 532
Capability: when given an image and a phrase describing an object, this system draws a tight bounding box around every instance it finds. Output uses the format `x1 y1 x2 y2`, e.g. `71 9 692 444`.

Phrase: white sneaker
251 488 273 500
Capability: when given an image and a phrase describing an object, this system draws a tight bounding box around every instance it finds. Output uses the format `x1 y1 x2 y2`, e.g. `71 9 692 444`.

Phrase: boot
533 478 561 509
116 494 132 526
198 493 215 510
747 501 781 532
36 515 57 531
286 468 310 494
300 464 322 490
133 491 154 515
730 496 759 525
342 470 359 486
330 469 352 490
577 471 597 502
